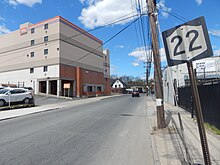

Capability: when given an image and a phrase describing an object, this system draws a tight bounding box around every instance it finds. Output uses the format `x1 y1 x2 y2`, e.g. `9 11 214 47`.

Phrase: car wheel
23 98 30 104
0 100 5 106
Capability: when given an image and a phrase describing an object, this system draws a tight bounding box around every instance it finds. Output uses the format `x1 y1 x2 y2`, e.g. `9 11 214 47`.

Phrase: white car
0 88 33 106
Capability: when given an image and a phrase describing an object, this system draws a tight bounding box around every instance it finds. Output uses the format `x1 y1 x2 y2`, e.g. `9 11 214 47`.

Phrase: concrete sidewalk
0 94 122 121
147 96 220 165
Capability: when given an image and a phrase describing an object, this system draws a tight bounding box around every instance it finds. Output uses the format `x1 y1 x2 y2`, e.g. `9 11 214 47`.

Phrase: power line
159 6 188 22
136 0 147 50
71 14 143 63
130 0 141 51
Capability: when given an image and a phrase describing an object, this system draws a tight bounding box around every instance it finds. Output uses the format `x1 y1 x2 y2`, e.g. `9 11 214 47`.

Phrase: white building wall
0 16 105 97
112 80 124 88
103 49 110 78
163 56 220 105
59 18 103 73
0 16 60 73
0 65 59 93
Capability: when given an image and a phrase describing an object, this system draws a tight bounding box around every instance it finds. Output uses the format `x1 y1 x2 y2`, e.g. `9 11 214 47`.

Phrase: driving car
0 88 34 106
132 90 140 97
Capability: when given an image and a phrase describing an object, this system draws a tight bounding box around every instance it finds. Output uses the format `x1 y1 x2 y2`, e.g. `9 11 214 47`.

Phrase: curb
0 94 123 122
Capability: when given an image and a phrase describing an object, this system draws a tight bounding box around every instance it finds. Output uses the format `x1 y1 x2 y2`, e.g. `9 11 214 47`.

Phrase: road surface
0 94 154 165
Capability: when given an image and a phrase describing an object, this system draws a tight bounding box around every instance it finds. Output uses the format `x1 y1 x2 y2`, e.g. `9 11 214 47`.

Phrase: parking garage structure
0 16 111 97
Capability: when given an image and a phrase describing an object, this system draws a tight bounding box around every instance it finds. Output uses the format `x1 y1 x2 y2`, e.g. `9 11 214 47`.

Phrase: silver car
0 88 33 106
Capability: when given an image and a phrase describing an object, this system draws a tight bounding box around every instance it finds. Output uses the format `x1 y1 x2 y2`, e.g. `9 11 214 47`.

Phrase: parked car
22 87 34 95
132 90 140 97
0 88 34 106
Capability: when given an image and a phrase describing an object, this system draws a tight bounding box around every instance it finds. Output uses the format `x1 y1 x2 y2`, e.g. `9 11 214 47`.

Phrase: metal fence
178 82 220 130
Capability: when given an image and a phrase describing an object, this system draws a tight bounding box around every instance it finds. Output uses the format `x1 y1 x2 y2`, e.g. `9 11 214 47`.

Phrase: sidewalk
0 94 122 121
147 96 220 165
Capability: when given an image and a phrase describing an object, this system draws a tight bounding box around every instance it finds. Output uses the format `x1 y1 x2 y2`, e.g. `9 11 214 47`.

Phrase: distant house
111 79 127 94
112 79 126 89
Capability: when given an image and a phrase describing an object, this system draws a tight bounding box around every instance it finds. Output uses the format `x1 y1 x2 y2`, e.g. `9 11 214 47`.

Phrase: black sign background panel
162 16 213 66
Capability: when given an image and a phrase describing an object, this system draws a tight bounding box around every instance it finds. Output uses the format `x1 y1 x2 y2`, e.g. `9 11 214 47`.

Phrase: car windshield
0 89 9 94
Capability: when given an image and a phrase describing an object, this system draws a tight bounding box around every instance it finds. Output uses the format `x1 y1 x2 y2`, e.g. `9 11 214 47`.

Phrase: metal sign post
63 83 71 98
187 61 211 165
8 92 11 108
162 16 212 164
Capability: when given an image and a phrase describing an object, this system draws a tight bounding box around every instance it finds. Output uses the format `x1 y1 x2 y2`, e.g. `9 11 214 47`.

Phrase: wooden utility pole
147 0 166 128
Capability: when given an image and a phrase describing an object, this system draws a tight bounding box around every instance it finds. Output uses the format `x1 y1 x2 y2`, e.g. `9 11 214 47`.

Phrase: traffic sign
162 16 213 66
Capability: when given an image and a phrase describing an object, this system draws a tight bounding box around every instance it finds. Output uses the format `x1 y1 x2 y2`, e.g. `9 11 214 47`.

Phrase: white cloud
209 29 220 37
7 0 42 7
214 49 220 56
195 0 203 5
78 0 171 28
128 46 167 63
78 0 148 29
212 45 217 49
157 0 171 18
115 45 125 49
0 24 11 34
129 46 148 62
132 62 139 67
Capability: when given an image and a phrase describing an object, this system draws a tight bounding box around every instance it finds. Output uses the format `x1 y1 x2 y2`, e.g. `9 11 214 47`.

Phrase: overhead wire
159 6 220 40
136 0 150 82
158 6 188 23
138 0 148 57
68 14 143 63
144 3 153 82
136 0 148 60
130 0 142 56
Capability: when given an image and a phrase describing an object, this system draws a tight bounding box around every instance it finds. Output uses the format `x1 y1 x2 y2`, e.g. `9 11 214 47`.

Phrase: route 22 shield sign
162 16 213 66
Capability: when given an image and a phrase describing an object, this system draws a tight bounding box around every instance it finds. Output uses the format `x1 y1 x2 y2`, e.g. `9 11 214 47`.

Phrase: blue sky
0 0 220 79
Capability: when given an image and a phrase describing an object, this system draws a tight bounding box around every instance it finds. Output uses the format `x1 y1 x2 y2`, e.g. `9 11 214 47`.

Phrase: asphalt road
0 94 154 165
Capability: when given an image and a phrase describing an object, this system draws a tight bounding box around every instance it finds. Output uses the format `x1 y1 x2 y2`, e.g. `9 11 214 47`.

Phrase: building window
87 86 93 92
43 66 48 72
31 28 35 34
30 68 34 73
44 49 48 55
44 23 48 30
31 40 35 46
31 52 34 57
97 86 102 92
44 36 48 42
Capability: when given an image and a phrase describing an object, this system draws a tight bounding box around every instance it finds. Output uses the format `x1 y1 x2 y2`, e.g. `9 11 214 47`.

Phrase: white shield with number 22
166 25 207 61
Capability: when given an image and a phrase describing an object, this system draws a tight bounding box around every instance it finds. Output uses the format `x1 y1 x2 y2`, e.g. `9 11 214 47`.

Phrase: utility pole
144 62 150 95
147 0 166 128
146 64 149 95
